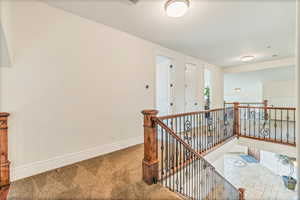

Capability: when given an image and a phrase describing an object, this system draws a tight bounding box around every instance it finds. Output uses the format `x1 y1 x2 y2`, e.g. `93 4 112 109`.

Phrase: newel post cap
141 110 159 116
0 113 10 117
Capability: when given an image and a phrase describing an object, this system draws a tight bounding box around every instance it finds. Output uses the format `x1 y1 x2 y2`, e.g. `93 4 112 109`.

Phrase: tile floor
219 153 297 200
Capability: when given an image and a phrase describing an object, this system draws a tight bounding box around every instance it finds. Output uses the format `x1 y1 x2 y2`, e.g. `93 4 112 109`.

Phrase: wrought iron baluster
165 123 169 186
202 113 205 152
244 108 246 136
248 107 251 137
269 109 271 140
180 141 182 193
193 114 196 151
253 108 256 138
287 110 289 144
217 111 219 144
160 125 164 182
172 135 175 192
294 110 296 145
275 109 277 141
197 113 199 153
281 109 283 143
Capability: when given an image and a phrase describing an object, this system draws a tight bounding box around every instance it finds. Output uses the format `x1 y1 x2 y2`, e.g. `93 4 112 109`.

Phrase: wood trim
0 113 10 188
0 187 9 200
238 106 296 110
238 188 246 200
239 135 296 147
0 114 9 118
141 110 159 185
225 102 264 105
157 108 224 120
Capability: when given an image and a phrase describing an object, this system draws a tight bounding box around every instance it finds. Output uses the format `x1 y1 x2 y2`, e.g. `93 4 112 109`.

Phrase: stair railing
142 109 245 200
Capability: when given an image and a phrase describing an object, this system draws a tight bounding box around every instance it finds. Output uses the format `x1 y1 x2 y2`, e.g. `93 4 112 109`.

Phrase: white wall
207 64 224 108
224 66 295 104
263 80 296 107
0 0 224 180
224 74 263 103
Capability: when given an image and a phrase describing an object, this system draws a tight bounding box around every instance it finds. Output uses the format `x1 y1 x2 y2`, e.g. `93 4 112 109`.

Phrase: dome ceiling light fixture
240 55 255 62
165 0 190 18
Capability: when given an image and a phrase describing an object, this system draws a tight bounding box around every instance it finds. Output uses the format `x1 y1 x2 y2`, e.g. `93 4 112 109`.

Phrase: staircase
141 102 296 200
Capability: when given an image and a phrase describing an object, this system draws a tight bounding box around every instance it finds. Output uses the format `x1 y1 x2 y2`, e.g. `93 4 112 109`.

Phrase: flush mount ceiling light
240 55 255 62
165 0 190 18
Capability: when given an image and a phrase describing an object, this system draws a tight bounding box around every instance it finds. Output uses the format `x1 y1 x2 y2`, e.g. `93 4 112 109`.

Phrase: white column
296 0 300 198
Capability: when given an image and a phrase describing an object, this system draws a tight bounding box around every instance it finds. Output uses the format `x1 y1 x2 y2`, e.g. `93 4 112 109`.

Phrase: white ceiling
43 0 296 67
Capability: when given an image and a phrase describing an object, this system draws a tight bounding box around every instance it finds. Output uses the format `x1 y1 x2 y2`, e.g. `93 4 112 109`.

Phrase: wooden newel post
238 188 245 200
141 110 159 185
263 100 268 120
0 113 10 188
233 102 240 138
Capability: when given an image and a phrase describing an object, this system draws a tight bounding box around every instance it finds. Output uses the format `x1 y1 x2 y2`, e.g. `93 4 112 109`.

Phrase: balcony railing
224 100 268 108
237 105 296 146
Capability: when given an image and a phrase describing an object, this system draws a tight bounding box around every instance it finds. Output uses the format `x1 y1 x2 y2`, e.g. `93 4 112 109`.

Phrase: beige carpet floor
8 144 180 200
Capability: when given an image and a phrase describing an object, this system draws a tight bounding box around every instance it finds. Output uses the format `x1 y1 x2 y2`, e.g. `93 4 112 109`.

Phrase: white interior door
156 56 175 116
185 63 198 112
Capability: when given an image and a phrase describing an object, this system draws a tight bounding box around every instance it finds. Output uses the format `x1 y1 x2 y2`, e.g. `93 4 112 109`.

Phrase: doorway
155 55 175 116
185 63 199 112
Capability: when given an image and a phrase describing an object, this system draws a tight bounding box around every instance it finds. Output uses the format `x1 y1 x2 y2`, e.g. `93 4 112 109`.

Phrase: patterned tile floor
220 153 297 200
7 144 180 200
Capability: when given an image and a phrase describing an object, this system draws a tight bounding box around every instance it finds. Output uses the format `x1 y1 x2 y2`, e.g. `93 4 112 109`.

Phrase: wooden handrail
157 108 225 120
238 106 296 110
226 102 264 105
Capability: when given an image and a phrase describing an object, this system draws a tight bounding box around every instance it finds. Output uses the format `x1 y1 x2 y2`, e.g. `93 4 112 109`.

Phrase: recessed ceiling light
165 0 190 18
240 55 255 62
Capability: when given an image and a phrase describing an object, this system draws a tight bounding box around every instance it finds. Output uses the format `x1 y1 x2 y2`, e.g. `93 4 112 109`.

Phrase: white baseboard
11 136 144 181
